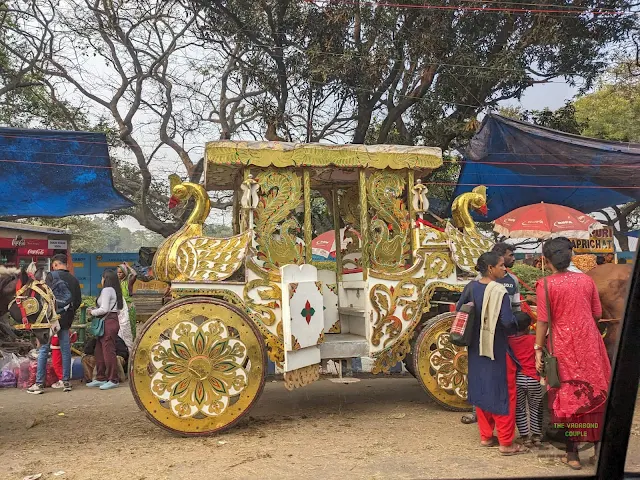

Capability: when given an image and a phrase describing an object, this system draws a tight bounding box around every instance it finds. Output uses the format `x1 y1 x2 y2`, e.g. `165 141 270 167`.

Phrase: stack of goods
573 254 597 272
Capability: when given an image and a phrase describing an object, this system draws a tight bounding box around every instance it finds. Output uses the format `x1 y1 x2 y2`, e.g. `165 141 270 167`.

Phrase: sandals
499 444 530 456
561 455 582 470
481 436 499 447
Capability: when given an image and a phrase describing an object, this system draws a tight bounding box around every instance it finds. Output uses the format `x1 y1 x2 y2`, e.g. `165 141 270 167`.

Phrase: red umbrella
311 228 361 258
493 202 603 240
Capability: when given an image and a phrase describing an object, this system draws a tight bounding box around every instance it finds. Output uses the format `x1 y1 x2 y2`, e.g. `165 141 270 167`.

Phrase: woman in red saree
535 237 611 470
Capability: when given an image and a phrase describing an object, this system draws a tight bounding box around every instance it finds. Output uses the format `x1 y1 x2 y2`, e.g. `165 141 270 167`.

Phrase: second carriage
129 141 494 435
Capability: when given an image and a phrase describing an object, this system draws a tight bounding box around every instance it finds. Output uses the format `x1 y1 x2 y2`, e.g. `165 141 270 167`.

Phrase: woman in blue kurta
456 252 524 455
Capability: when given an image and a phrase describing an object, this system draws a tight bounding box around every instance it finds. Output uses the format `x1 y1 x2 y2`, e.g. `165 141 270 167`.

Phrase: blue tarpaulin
0 127 133 216
448 115 640 221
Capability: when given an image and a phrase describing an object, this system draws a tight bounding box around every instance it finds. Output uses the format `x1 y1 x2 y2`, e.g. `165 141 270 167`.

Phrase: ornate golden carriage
129 142 493 436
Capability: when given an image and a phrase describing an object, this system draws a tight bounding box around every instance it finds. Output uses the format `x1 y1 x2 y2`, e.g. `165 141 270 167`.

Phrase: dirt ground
1 376 639 480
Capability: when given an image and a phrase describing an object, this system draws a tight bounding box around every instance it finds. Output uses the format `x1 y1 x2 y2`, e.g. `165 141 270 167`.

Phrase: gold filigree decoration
423 252 455 279
247 256 281 281
446 224 494 275
328 320 341 333
418 225 448 246
369 278 426 348
243 280 281 326
326 283 338 295
430 332 468 399
283 364 320 391
149 319 248 418
291 334 301 351
317 331 325 345
447 186 494 274
169 288 284 365
370 252 425 280
254 169 304 270
372 282 465 374
311 261 337 271
367 171 411 272
174 231 252 282
339 186 360 230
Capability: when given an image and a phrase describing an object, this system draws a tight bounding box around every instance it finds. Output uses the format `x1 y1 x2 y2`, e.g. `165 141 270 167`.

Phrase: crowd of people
22 245 614 470
457 240 612 469
26 255 135 394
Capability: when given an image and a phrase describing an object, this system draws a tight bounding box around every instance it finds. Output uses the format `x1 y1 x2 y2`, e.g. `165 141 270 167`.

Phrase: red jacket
508 333 540 380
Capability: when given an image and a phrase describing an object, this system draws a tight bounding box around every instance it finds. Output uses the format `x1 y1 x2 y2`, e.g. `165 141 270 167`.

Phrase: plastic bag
0 353 20 388
0 369 16 388
27 360 58 387
16 356 31 389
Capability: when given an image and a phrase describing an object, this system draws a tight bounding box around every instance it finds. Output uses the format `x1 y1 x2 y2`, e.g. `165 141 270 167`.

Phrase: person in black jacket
50 254 81 391
27 254 81 395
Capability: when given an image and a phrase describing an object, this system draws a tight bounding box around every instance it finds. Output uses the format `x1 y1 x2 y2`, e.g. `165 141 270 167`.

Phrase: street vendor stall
0 221 71 271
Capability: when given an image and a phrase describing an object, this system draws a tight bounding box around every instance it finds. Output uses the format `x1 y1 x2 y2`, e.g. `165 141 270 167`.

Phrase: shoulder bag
542 278 561 388
88 316 105 337
450 281 476 347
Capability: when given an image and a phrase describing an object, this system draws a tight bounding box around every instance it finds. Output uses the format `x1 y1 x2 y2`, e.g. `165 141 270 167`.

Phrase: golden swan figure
153 175 252 283
445 185 494 274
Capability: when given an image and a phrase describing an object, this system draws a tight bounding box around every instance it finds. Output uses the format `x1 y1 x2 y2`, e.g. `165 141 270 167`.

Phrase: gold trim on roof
205 141 442 171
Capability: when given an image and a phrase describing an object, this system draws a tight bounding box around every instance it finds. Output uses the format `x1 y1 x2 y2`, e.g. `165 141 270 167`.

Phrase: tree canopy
0 0 637 236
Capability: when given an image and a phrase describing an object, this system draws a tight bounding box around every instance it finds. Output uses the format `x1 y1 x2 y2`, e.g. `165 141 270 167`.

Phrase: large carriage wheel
129 297 267 436
411 312 472 412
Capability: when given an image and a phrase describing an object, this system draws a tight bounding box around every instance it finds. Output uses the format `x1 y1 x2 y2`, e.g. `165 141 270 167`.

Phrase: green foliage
203 223 233 237
511 263 547 295
498 102 585 135
574 70 640 142
16 216 165 253
197 0 636 148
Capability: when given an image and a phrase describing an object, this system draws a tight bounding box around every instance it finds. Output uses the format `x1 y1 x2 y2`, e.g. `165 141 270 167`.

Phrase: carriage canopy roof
204 141 442 189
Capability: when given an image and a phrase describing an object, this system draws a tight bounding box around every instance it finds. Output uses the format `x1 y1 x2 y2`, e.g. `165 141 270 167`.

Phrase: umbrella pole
540 240 545 271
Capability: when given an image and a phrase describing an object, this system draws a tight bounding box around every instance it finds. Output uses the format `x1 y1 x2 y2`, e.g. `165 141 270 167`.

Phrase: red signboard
0 237 49 250
17 247 54 257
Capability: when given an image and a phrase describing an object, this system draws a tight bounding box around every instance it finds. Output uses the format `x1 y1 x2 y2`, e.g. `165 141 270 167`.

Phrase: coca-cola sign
17 247 54 257
0 237 50 250
11 237 25 247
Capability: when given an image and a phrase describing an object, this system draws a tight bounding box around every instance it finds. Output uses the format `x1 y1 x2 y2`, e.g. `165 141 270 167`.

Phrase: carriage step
320 333 368 359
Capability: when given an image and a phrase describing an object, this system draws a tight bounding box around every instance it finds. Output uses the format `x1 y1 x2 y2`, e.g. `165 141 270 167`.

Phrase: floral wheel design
150 319 248 418
429 331 468 400
412 312 472 412
130 297 266 436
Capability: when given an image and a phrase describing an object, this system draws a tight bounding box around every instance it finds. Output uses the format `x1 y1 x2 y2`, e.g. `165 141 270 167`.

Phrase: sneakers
63 381 72 392
26 384 45 395
86 380 106 388
99 381 119 390
51 380 64 389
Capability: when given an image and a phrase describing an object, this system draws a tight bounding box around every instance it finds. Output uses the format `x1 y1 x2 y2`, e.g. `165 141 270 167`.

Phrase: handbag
450 282 476 347
88 316 105 337
450 303 475 346
541 278 561 388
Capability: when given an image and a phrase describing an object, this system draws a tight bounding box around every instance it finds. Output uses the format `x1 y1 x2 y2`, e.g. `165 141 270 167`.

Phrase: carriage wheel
412 312 472 412
129 297 267 436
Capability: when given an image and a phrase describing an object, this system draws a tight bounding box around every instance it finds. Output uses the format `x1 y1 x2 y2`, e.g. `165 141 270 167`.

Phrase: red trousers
50 335 63 381
476 354 517 446
95 313 120 383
